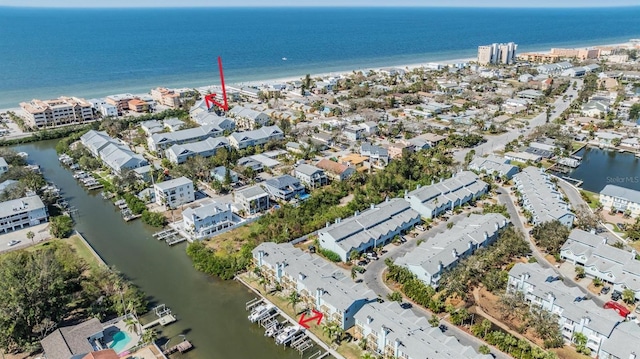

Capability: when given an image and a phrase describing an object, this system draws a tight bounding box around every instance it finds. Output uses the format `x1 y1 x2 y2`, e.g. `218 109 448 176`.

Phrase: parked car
7 240 20 247
611 291 622 301
416 225 426 231
600 286 611 295
354 266 366 274
366 252 378 260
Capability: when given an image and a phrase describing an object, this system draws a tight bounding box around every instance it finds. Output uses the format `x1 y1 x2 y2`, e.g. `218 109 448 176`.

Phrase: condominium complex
0 195 48 234
153 176 195 209
513 167 574 227
395 213 509 288
599 184 640 218
477 42 518 65
20 97 95 128
468 155 519 179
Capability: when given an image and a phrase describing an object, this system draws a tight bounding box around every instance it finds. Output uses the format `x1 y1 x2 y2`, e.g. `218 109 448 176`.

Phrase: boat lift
246 298 263 311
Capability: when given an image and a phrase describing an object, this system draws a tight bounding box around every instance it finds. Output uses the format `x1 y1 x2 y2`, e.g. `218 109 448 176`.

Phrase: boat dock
153 228 187 246
162 340 193 355
141 305 177 330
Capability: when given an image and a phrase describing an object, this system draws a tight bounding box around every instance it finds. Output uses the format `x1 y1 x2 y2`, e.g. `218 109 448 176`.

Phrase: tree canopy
531 220 570 254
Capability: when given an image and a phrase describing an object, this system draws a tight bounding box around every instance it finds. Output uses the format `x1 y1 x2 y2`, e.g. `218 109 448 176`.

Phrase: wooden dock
162 340 193 355
141 313 177 330
153 228 178 241
166 236 187 246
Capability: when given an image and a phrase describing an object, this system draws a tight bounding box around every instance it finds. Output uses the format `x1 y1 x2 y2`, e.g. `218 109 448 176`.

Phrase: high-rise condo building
477 42 518 65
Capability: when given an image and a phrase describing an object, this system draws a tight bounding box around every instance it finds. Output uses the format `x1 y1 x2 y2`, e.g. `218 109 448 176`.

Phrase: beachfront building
20 97 95 128
354 301 491 359
182 200 235 240
235 185 270 215
360 142 389 169
164 137 230 164
404 171 488 219
150 87 185 108
560 229 640 301
599 184 640 217
228 106 271 130
508 262 622 355
228 126 284 150
105 93 135 111
477 42 518 65
0 195 48 234
513 167 574 227
153 176 194 209
148 125 224 153
468 155 519 179
252 242 375 329
315 159 355 182
80 130 147 174
294 164 328 188
262 175 305 201
395 214 509 288
318 198 421 262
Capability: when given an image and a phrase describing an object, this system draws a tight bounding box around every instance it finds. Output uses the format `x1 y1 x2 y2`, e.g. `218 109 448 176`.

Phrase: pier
141 304 177 330
162 340 193 355
153 228 179 241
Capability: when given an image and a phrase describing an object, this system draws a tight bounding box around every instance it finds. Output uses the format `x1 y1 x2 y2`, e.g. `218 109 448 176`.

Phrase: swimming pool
108 331 132 353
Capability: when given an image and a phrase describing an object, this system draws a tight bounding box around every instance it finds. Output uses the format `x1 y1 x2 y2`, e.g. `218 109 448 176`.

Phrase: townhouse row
513 167 575 227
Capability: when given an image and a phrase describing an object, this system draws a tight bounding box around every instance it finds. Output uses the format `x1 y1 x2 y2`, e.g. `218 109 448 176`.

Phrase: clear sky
1 0 639 7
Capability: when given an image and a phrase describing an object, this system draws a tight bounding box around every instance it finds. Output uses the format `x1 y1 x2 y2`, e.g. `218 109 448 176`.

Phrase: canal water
14 140 301 359
569 147 640 193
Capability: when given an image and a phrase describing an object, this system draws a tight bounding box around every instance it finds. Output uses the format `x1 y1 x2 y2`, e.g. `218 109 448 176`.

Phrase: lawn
580 190 599 209
203 225 251 253
66 235 103 270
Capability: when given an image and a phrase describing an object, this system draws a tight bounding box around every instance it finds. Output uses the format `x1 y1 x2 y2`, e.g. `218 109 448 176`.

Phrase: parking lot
0 223 52 253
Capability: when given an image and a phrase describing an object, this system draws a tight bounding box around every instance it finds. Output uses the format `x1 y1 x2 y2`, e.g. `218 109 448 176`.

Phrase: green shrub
319 248 341 262
141 211 166 227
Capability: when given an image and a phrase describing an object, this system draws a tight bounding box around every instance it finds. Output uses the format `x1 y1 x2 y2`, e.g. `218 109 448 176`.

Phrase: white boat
264 323 281 337
248 304 275 323
282 57 287 61
275 325 303 345
17 152 28 158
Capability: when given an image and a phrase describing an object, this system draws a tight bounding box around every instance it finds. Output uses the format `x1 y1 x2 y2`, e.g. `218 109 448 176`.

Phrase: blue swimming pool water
108 331 132 354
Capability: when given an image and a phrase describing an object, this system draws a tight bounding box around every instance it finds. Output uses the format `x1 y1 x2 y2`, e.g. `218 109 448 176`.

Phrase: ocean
0 6 639 108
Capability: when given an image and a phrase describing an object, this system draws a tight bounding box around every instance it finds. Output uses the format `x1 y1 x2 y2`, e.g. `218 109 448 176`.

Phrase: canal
14 140 301 359
569 147 640 193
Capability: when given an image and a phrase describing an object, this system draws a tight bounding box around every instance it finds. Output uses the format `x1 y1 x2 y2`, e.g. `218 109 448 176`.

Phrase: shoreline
0 38 638 112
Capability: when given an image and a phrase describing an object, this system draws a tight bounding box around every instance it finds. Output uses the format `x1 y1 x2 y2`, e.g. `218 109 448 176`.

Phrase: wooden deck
162 340 193 355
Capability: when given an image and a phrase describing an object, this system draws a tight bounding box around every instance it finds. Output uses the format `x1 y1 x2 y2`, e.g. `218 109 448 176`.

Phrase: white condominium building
0 196 48 234
153 176 194 209
20 97 95 128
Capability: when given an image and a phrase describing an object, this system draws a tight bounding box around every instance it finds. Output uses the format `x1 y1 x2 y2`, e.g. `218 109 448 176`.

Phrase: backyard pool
108 330 132 353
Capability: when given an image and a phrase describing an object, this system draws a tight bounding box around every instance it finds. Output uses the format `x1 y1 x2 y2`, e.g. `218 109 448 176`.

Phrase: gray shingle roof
154 176 192 191
0 195 46 218
600 184 640 205
41 318 104 359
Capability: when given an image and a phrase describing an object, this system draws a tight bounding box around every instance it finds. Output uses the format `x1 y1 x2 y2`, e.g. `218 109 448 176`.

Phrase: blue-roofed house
210 166 238 184
262 175 305 201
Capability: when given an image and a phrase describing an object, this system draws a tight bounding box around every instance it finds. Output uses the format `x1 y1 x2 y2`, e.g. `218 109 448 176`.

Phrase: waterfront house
235 185 270 215
81 130 117 157
0 157 8 176
228 106 271 130
318 198 421 262
294 164 328 188
468 155 519 179
153 176 194 209
210 166 238 184
99 143 148 174
404 171 488 219
395 214 509 288
560 229 640 301
354 301 491 359
164 136 230 164
360 142 389 169
504 151 541 163
0 195 48 234
600 184 640 217
262 175 305 201
513 167 574 227
182 200 235 240
315 159 355 182
148 125 224 153
252 242 375 330
228 126 284 150
508 262 621 355
40 318 105 359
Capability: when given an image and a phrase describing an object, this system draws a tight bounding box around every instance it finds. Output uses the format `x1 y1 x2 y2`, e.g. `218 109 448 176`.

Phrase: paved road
361 212 511 359
454 79 583 163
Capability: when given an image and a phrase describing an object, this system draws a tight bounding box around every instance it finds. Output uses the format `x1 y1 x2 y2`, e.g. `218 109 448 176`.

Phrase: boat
248 304 275 323
282 57 287 61
264 323 281 337
17 152 28 158
275 325 303 345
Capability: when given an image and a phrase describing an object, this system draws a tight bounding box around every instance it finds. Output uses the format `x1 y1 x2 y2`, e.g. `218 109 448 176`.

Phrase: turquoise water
108 331 132 354
0 7 638 108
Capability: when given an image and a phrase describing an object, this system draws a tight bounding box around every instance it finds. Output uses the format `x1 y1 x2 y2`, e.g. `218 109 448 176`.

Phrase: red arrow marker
298 309 323 329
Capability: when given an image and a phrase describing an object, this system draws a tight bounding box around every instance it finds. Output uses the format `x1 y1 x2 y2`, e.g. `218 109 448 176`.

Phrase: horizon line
2 4 640 9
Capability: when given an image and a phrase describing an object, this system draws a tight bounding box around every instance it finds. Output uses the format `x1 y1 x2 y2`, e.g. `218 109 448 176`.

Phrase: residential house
582 100 610 117
468 155 519 179
344 124 366 141
182 200 235 240
353 301 491 359
228 106 271 130
139 120 164 135
504 151 542 163
40 318 106 359
517 89 544 100
153 176 194 208
340 153 369 169
318 198 421 262
98 142 148 174
598 321 640 359
211 166 238 184
294 164 328 188
360 121 378 135
252 242 375 329
311 132 334 146
81 350 119 359
595 132 623 147
360 142 389 169
404 171 488 219
192 110 236 131
600 184 640 217
262 175 306 201
164 136 230 164
235 185 270 215
396 214 509 288
80 130 117 157
315 159 355 182
0 157 8 175
508 262 621 355
387 141 414 159
560 229 640 300
163 118 185 132
513 167 575 227
416 133 446 147
228 126 284 150
0 195 48 234
148 125 224 153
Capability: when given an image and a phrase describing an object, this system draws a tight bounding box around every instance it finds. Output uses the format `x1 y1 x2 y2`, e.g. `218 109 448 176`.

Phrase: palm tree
351 266 358 280
140 329 158 344
124 317 139 335
287 291 301 312
26 231 35 244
